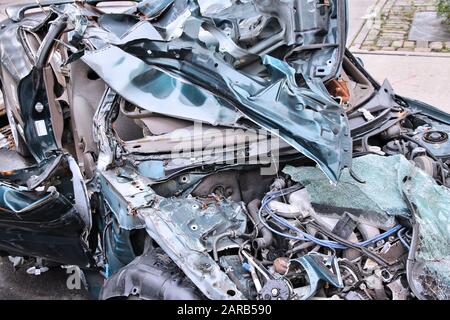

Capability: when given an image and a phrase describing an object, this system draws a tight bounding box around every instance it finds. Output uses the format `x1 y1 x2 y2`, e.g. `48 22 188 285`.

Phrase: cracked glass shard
286 154 450 299
403 167 450 300
284 155 412 229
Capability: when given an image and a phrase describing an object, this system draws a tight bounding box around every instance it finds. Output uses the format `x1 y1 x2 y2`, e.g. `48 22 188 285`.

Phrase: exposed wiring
350 169 366 184
259 186 403 251
397 228 411 250
213 230 253 262
213 231 234 262
101 219 113 263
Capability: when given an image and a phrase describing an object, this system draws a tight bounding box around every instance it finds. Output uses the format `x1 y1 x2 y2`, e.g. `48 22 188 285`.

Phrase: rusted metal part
326 79 351 104
273 257 290 275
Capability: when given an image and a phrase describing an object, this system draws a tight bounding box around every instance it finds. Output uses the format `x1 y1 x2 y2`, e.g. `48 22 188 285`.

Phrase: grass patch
437 0 450 21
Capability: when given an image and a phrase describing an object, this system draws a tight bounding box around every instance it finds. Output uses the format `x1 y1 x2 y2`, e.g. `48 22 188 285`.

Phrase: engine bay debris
0 0 449 300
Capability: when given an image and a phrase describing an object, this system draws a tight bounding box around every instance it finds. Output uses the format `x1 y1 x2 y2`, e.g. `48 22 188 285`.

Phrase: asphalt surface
0 257 90 300
347 0 379 45
349 0 450 112
0 148 92 299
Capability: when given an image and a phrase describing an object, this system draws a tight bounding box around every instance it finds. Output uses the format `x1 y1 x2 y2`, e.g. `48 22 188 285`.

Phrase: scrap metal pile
0 0 449 300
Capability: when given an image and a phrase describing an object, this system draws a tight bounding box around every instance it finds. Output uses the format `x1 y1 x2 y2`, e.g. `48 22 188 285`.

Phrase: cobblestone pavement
351 0 450 53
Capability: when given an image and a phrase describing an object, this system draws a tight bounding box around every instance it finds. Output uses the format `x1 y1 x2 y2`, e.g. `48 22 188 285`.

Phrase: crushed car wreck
0 0 449 300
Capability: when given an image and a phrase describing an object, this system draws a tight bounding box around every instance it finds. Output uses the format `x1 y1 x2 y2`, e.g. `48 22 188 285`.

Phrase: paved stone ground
349 0 450 112
354 53 450 112
351 0 450 53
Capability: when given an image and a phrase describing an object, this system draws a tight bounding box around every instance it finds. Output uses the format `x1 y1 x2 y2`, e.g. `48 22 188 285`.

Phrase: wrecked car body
0 0 449 300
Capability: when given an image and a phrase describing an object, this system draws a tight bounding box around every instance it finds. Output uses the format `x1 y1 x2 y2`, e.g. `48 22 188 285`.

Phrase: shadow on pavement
0 257 91 300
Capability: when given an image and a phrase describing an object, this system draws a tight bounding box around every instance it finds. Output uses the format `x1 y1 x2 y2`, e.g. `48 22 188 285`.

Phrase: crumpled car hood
78 0 352 182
